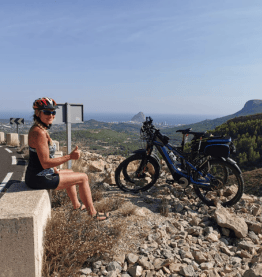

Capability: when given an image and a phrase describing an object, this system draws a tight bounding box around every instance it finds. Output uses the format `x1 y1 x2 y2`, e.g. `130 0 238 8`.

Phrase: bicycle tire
193 159 244 207
193 157 229 184
115 154 160 193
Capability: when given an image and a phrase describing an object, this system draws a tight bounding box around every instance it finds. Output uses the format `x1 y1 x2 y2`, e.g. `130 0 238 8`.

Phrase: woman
25 97 108 220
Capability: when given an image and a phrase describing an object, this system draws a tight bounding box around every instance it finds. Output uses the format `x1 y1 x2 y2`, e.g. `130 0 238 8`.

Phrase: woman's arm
31 128 80 169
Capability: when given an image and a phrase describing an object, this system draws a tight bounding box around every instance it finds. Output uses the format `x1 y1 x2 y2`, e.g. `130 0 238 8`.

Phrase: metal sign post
10 118 24 134
66 103 72 169
52 103 84 169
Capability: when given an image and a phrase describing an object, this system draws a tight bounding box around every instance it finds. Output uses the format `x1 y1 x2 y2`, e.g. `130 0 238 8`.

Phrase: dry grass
159 198 170 217
118 203 138 217
42 187 126 277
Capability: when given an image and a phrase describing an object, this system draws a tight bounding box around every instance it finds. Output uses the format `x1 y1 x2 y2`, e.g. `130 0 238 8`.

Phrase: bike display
115 117 244 207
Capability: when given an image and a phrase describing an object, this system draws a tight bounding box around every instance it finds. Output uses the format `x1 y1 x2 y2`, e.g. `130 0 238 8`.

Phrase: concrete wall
6 133 19 146
19 134 28 147
0 182 51 277
2 134 60 150
0 132 4 143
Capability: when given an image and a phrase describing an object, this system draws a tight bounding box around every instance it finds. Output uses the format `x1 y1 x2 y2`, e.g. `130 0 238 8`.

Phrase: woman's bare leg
56 171 108 219
60 169 86 210
66 185 86 210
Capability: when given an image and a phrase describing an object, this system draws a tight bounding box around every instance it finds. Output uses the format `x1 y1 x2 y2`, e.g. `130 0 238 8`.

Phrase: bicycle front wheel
115 154 160 193
193 159 244 207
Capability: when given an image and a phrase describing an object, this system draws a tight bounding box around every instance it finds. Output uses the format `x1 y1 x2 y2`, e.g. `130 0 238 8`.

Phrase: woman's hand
70 146 81 160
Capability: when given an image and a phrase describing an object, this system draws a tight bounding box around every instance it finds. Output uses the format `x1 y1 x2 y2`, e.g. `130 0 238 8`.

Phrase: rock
251 204 261 216
193 251 207 263
173 202 184 213
88 160 105 172
79 267 92 275
126 253 139 264
180 265 195 276
137 257 153 270
214 205 248 238
73 151 262 277
113 254 126 265
238 241 258 253
131 112 145 123
106 271 118 277
128 265 143 277
200 262 214 270
243 263 262 277
106 261 122 272
205 233 219 242
246 220 262 234
251 252 262 264
169 263 186 273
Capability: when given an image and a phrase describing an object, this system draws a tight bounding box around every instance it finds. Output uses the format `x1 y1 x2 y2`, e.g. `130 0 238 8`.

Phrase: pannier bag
191 136 235 155
204 144 230 158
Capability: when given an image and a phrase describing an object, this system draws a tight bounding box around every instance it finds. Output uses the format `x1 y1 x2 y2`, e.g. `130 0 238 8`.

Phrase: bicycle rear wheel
193 159 244 207
115 154 160 193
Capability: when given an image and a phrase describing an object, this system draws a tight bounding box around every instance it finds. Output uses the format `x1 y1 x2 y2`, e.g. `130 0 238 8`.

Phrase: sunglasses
42 110 56 116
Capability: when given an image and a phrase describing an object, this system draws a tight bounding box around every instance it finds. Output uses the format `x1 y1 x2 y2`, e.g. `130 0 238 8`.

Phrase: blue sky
1 0 262 117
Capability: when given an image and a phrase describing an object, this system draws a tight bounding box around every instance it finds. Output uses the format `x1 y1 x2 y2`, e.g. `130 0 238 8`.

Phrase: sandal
92 212 110 221
74 203 86 212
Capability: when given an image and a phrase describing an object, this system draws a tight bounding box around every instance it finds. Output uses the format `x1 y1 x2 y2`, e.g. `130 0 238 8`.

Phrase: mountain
163 99 262 138
235 99 262 115
209 99 262 126
131 112 145 123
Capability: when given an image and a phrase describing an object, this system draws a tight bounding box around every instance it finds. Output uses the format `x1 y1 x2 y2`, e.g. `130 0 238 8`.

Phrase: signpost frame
52 103 84 169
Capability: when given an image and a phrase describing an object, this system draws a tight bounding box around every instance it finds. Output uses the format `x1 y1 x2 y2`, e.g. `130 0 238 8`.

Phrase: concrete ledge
0 182 51 277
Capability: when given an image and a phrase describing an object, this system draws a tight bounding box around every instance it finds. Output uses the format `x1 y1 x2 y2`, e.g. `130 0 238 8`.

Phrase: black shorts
25 167 60 190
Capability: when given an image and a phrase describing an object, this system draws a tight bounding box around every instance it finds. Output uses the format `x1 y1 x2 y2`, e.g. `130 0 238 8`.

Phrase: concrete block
6 133 19 146
53 140 59 151
0 132 4 143
0 182 51 277
19 134 28 147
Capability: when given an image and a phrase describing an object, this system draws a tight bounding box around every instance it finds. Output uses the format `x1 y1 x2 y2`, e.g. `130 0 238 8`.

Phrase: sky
1 0 262 118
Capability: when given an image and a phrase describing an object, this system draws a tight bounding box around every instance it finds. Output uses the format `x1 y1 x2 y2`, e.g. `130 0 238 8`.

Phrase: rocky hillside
69 151 262 277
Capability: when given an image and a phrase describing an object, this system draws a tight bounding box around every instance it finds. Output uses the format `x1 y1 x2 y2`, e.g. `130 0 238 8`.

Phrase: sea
83 113 222 126
0 111 223 126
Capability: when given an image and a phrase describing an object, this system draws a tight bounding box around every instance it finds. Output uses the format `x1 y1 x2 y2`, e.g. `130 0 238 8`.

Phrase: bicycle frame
153 140 214 187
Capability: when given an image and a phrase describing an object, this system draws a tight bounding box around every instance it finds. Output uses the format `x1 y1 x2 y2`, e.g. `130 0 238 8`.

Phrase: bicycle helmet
33 97 58 110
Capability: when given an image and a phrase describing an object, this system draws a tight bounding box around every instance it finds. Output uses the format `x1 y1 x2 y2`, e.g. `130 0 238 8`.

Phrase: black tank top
27 144 56 171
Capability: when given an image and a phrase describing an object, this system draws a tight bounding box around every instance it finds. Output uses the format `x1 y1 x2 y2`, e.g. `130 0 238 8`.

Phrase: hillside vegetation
51 113 262 171
51 128 141 156
210 113 262 171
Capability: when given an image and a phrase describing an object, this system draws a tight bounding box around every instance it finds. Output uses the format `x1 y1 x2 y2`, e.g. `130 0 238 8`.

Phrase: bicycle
115 117 244 207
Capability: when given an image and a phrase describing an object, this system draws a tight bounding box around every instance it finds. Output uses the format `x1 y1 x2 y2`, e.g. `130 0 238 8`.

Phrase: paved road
0 145 27 195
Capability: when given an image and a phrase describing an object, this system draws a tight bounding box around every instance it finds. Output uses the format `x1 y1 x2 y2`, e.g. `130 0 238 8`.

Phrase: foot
91 211 110 221
74 203 86 211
